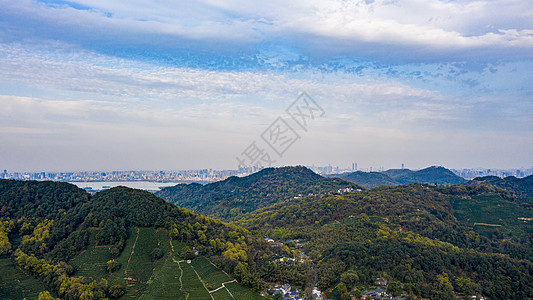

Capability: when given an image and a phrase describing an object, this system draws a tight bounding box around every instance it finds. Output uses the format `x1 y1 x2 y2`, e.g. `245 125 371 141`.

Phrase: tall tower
401 163 404 169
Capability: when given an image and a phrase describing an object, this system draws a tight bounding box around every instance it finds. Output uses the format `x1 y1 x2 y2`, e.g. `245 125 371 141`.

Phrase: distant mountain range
328 166 467 188
156 166 362 220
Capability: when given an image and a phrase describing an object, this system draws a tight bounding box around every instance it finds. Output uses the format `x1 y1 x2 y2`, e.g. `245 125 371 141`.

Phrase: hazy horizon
3 164 532 175
1 0 532 171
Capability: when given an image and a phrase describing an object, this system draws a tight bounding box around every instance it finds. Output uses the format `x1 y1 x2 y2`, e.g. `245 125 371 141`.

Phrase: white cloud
0 42 438 103
1 0 532 170
2 0 533 61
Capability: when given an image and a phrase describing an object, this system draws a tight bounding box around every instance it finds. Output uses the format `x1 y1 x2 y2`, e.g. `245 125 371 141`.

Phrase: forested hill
393 166 466 185
237 183 533 299
156 166 362 220
0 180 267 299
381 168 413 178
468 174 533 197
327 171 399 188
0 179 89 220
331 166 466 188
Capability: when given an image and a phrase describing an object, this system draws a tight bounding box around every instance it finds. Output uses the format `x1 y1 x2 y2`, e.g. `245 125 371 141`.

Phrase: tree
432 272 455 300
0 235 11 255
107 259 121 273
340 270 359 290
337 282 350 300
110 246 121 258
0 220 13 255
387 282 402 297
109 285 125 299
181 246 195 260
38 291 59 300
455 277 472 294
282 245 292 257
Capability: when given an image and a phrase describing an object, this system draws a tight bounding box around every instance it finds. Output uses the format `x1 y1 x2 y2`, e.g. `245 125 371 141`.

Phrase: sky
0 0 532 172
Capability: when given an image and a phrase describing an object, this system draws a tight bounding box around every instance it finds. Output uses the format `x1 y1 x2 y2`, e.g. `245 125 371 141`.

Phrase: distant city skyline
2 165 532 183
1 0 532 171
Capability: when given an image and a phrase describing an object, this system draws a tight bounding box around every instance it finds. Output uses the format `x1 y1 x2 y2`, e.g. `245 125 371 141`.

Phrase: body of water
69 181 185 192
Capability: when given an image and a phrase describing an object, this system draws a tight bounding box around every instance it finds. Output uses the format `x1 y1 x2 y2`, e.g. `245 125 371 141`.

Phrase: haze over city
1 0 532 172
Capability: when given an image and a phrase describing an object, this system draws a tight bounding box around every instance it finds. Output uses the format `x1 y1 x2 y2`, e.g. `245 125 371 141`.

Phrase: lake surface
69 181 184 192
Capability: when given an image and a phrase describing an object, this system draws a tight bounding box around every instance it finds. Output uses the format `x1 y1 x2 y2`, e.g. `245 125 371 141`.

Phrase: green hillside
0 179 264 300
157 166 362 220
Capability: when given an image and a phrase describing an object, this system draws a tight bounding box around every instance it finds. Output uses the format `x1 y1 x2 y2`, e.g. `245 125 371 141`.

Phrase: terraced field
0 258 49 300
12 226 262 299
106 227 172 299
211 286 235 300
69 228 113 281
450 193 533 238
179 261 212 299
225 281 263 300
190 256 233 290
140 255 185 299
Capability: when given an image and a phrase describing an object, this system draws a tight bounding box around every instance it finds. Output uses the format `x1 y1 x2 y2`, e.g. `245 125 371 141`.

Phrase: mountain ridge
156 166 362 220
330 165 466 188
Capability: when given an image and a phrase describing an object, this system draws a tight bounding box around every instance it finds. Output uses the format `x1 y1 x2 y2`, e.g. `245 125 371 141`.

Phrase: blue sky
0 0 532 171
